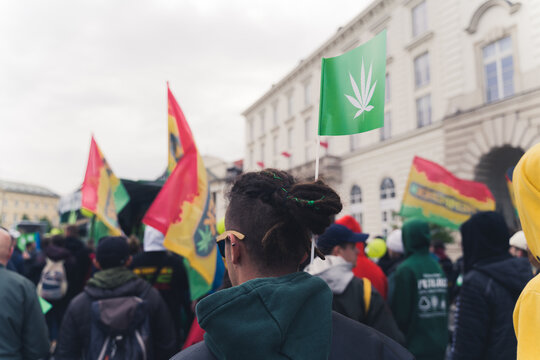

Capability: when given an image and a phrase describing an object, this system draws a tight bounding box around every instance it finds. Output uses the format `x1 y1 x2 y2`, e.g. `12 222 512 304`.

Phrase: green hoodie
389 219 448 360
196 272 333 360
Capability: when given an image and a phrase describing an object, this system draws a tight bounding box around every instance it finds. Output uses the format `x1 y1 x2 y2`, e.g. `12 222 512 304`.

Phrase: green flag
319 30 386 136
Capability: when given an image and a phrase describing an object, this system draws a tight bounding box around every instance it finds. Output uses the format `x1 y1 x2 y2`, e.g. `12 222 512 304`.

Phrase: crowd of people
2 144 540 360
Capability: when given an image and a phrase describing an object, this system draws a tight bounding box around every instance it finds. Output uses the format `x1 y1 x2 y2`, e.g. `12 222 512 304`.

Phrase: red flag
320 141 329 149
256 161 265 168
281 151 291 158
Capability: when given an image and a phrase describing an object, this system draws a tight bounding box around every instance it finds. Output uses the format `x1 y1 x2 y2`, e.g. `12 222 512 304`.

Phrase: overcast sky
0 0 370 195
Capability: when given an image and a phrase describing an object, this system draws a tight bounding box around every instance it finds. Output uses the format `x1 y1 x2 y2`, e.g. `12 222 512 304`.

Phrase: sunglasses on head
216 230 245 258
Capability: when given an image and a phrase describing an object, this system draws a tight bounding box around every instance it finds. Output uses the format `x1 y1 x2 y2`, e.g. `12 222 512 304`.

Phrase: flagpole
311 136 322 264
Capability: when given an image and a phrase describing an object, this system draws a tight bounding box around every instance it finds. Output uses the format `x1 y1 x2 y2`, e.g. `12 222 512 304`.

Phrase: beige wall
0 191 59 229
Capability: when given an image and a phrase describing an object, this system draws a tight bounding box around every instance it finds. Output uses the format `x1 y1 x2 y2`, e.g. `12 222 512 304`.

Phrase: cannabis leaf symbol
197 226 213 254
345 58 377 119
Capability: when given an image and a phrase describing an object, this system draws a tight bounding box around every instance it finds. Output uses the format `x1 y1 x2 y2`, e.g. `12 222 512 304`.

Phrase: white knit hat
509 230 528 252
386 229 403 253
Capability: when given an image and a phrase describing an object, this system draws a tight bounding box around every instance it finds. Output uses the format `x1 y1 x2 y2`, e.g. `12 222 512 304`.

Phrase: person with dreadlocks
172 169 412 360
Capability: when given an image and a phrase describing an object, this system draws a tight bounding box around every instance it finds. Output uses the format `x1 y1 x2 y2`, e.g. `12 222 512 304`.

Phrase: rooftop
0 179 60 198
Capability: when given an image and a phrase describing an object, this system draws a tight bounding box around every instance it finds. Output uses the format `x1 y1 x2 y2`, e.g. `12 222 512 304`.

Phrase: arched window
350 185 362 204
350 185 363 227
380 177 396 200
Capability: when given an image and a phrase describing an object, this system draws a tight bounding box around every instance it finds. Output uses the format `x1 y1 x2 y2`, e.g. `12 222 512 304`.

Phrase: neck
236 265 297 286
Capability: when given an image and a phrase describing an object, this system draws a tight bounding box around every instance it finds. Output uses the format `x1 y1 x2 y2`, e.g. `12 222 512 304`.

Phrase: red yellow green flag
81 136 130 236
143 85 219 299
400 156 495 229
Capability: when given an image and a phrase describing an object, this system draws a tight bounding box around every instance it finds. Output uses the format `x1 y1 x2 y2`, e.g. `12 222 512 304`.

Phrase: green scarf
87 267 138 289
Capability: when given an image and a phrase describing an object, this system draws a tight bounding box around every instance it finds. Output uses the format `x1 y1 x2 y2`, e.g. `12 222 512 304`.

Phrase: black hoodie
451 212 533 360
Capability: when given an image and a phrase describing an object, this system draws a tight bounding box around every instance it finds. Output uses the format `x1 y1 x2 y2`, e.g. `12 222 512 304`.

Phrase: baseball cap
96 236 130 269
317 224 369 250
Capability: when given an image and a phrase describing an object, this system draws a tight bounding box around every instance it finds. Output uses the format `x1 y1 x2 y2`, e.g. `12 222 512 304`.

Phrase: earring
231 243 236 247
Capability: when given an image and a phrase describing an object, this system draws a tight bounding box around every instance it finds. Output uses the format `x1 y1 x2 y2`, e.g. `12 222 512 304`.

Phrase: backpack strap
362 278 372 315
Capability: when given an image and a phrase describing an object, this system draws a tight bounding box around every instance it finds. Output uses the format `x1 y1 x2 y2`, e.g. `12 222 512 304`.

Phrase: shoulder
171 342 216 360
330 311 413 360
1 268 36 293
520 275 540 298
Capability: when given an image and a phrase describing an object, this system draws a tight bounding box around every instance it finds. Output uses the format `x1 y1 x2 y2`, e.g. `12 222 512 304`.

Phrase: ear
93 257 102 270
229 235 242 265
331 246 341 257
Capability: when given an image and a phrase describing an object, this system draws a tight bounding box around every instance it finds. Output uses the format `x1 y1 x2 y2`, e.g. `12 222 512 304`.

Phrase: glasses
216 230 245 258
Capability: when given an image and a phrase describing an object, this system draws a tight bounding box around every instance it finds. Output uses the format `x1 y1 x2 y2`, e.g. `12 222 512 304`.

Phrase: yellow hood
514 143 540 263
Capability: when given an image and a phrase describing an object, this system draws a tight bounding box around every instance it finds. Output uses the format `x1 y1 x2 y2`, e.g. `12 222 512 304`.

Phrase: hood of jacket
514 143 540 263
402 218 431 257
304 255 354 294
196 272 333 360
473 257 533 297
45 244 72 261
461 211 510 273
84 269 148 299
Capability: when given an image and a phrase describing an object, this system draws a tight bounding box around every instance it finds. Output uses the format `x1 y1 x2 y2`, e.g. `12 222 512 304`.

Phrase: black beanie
96 236 129 269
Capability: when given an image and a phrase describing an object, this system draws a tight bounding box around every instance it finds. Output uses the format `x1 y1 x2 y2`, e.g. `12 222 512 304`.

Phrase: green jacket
0 265 49 360
389 219 448 360
196 272 333 360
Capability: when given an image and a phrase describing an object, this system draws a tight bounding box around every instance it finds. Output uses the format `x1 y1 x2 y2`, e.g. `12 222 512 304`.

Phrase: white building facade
243 0 540 236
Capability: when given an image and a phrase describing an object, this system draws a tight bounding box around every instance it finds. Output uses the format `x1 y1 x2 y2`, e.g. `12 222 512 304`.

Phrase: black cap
96 236 130 269
317 224 369 250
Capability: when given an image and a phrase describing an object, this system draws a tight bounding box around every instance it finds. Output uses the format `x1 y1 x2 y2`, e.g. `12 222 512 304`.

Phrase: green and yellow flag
81 136 130 239
319 30 386 136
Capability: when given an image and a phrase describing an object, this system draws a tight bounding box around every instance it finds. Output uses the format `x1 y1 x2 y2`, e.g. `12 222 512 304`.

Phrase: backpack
37 258 68 301
87 286 152 360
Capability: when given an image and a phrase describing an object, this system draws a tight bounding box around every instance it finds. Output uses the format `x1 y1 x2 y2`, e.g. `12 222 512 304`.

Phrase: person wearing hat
56 236 177 360
336 215 388 299
512 142 540 359
379 229 405 277
305 223 404 345
509 230 528 259
389 218 448 360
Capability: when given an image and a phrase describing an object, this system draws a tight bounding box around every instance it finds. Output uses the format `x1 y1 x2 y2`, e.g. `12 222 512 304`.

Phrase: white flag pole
311 135 321 264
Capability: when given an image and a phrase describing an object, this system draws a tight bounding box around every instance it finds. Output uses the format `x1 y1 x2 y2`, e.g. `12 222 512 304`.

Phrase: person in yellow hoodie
513 142 540 359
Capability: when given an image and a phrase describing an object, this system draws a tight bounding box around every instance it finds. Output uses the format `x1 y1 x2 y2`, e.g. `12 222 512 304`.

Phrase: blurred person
450 211 531 360
512 143 540 359
305 223 404 344
6 230 25 274
509 230 528 258
0 226 49 359
56 236 176 360
431 241 453 281
173 170 412 360
128 234 143 256
336 215 388 299
389 218 448 360
63 224 92 295
131 226 192 347
379 229 405 276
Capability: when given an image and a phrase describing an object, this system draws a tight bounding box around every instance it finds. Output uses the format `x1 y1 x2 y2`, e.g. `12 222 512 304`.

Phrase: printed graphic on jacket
417 273 447 318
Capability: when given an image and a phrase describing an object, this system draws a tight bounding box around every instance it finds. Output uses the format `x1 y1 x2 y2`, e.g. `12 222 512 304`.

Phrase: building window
350 134 361 151
351 185 362 204
416 94 431 128
414 52 430 88
272 102 278 127
381 112 391 141
260 111 266 134
483 36 514 103
412 1 427 38
305 117 313 141
385 73 391 102
304 82 311 107
287 127 293 149
380 177 396 200
287 93 294 118
382 211 387 222
350 185 363 227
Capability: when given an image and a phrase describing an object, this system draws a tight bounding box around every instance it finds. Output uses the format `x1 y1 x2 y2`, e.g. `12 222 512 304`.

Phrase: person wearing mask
173 169 412 360
389 218 448 360
305 223 404 344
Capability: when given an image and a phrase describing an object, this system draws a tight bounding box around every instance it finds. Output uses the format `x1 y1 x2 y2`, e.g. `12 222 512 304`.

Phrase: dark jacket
55 268 177 360
172 312 413 360
451 212 533 360
131 251 192 344
0 265 49 360
305 255 404 344
389 219 448 360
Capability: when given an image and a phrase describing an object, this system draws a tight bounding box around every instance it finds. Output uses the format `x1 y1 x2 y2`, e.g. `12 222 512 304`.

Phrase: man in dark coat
56 236 177 360
0 226 49 359
305 223 404 344
450 211 532 360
